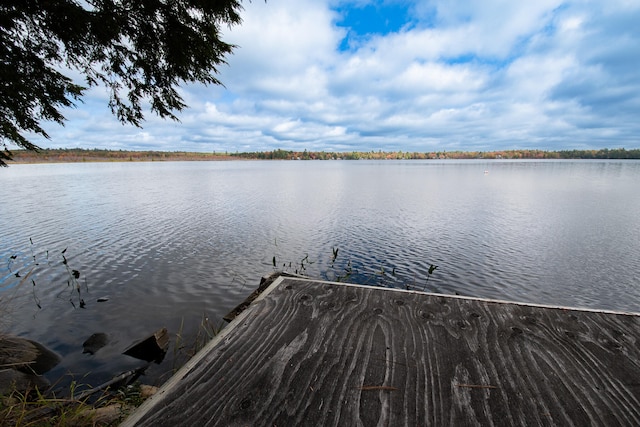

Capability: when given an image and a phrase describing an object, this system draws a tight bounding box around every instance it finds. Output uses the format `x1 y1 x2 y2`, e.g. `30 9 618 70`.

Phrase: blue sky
27 0 640 152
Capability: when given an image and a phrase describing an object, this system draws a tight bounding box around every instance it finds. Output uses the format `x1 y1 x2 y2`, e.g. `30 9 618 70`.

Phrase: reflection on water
1 159 639 387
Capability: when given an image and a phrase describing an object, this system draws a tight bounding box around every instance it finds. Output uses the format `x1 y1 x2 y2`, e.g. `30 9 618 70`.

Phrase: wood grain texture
124 277 640 426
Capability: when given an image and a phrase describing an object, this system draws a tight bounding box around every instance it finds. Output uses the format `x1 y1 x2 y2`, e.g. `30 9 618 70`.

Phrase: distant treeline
9 148 235 163
555 148 640 159
7 147 640 164
231 147 640 160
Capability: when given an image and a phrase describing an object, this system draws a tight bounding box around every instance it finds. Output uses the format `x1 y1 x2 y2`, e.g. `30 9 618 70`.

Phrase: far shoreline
6 147 640 165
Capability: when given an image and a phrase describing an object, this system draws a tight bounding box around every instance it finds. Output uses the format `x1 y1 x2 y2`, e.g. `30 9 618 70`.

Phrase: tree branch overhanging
0 0 245 166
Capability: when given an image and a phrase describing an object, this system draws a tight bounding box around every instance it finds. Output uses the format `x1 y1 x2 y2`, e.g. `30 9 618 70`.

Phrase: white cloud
24 0 640 152
394 62 486 93
220 0 341 89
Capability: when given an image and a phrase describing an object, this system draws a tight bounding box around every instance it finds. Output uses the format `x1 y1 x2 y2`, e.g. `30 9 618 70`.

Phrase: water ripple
1 160 639 388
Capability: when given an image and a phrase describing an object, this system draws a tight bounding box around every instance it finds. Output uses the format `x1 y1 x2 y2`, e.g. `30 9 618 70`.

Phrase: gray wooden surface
123 277 640 426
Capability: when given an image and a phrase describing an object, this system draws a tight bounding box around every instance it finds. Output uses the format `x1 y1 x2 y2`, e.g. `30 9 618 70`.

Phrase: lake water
1 159 639 388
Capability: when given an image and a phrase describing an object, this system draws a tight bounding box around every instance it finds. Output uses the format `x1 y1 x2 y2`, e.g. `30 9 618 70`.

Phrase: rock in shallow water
0 335 61 393
123 328 169 363
82 333 109 355
0 335 61 375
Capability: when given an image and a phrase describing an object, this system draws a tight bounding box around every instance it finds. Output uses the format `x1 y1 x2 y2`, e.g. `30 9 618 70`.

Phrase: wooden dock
123 275 640 426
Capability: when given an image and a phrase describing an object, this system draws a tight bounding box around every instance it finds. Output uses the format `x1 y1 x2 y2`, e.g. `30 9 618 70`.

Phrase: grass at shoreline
0 312 221 426
0 381 156 426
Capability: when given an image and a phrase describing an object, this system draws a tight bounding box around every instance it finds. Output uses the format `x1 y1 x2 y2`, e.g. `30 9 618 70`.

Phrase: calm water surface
1 159 639 387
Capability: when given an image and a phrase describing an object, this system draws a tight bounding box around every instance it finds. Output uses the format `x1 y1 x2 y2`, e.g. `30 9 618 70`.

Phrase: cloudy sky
33 0 640 153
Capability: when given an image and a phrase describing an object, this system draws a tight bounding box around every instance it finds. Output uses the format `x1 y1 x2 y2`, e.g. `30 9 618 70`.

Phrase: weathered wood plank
123 277 640 426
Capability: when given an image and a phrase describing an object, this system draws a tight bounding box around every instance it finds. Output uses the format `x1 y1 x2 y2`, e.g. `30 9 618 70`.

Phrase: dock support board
123 276 640 426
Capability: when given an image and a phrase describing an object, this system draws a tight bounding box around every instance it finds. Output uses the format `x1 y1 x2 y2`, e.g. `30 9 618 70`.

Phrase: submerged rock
82 333 109 355
0 368 50 395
